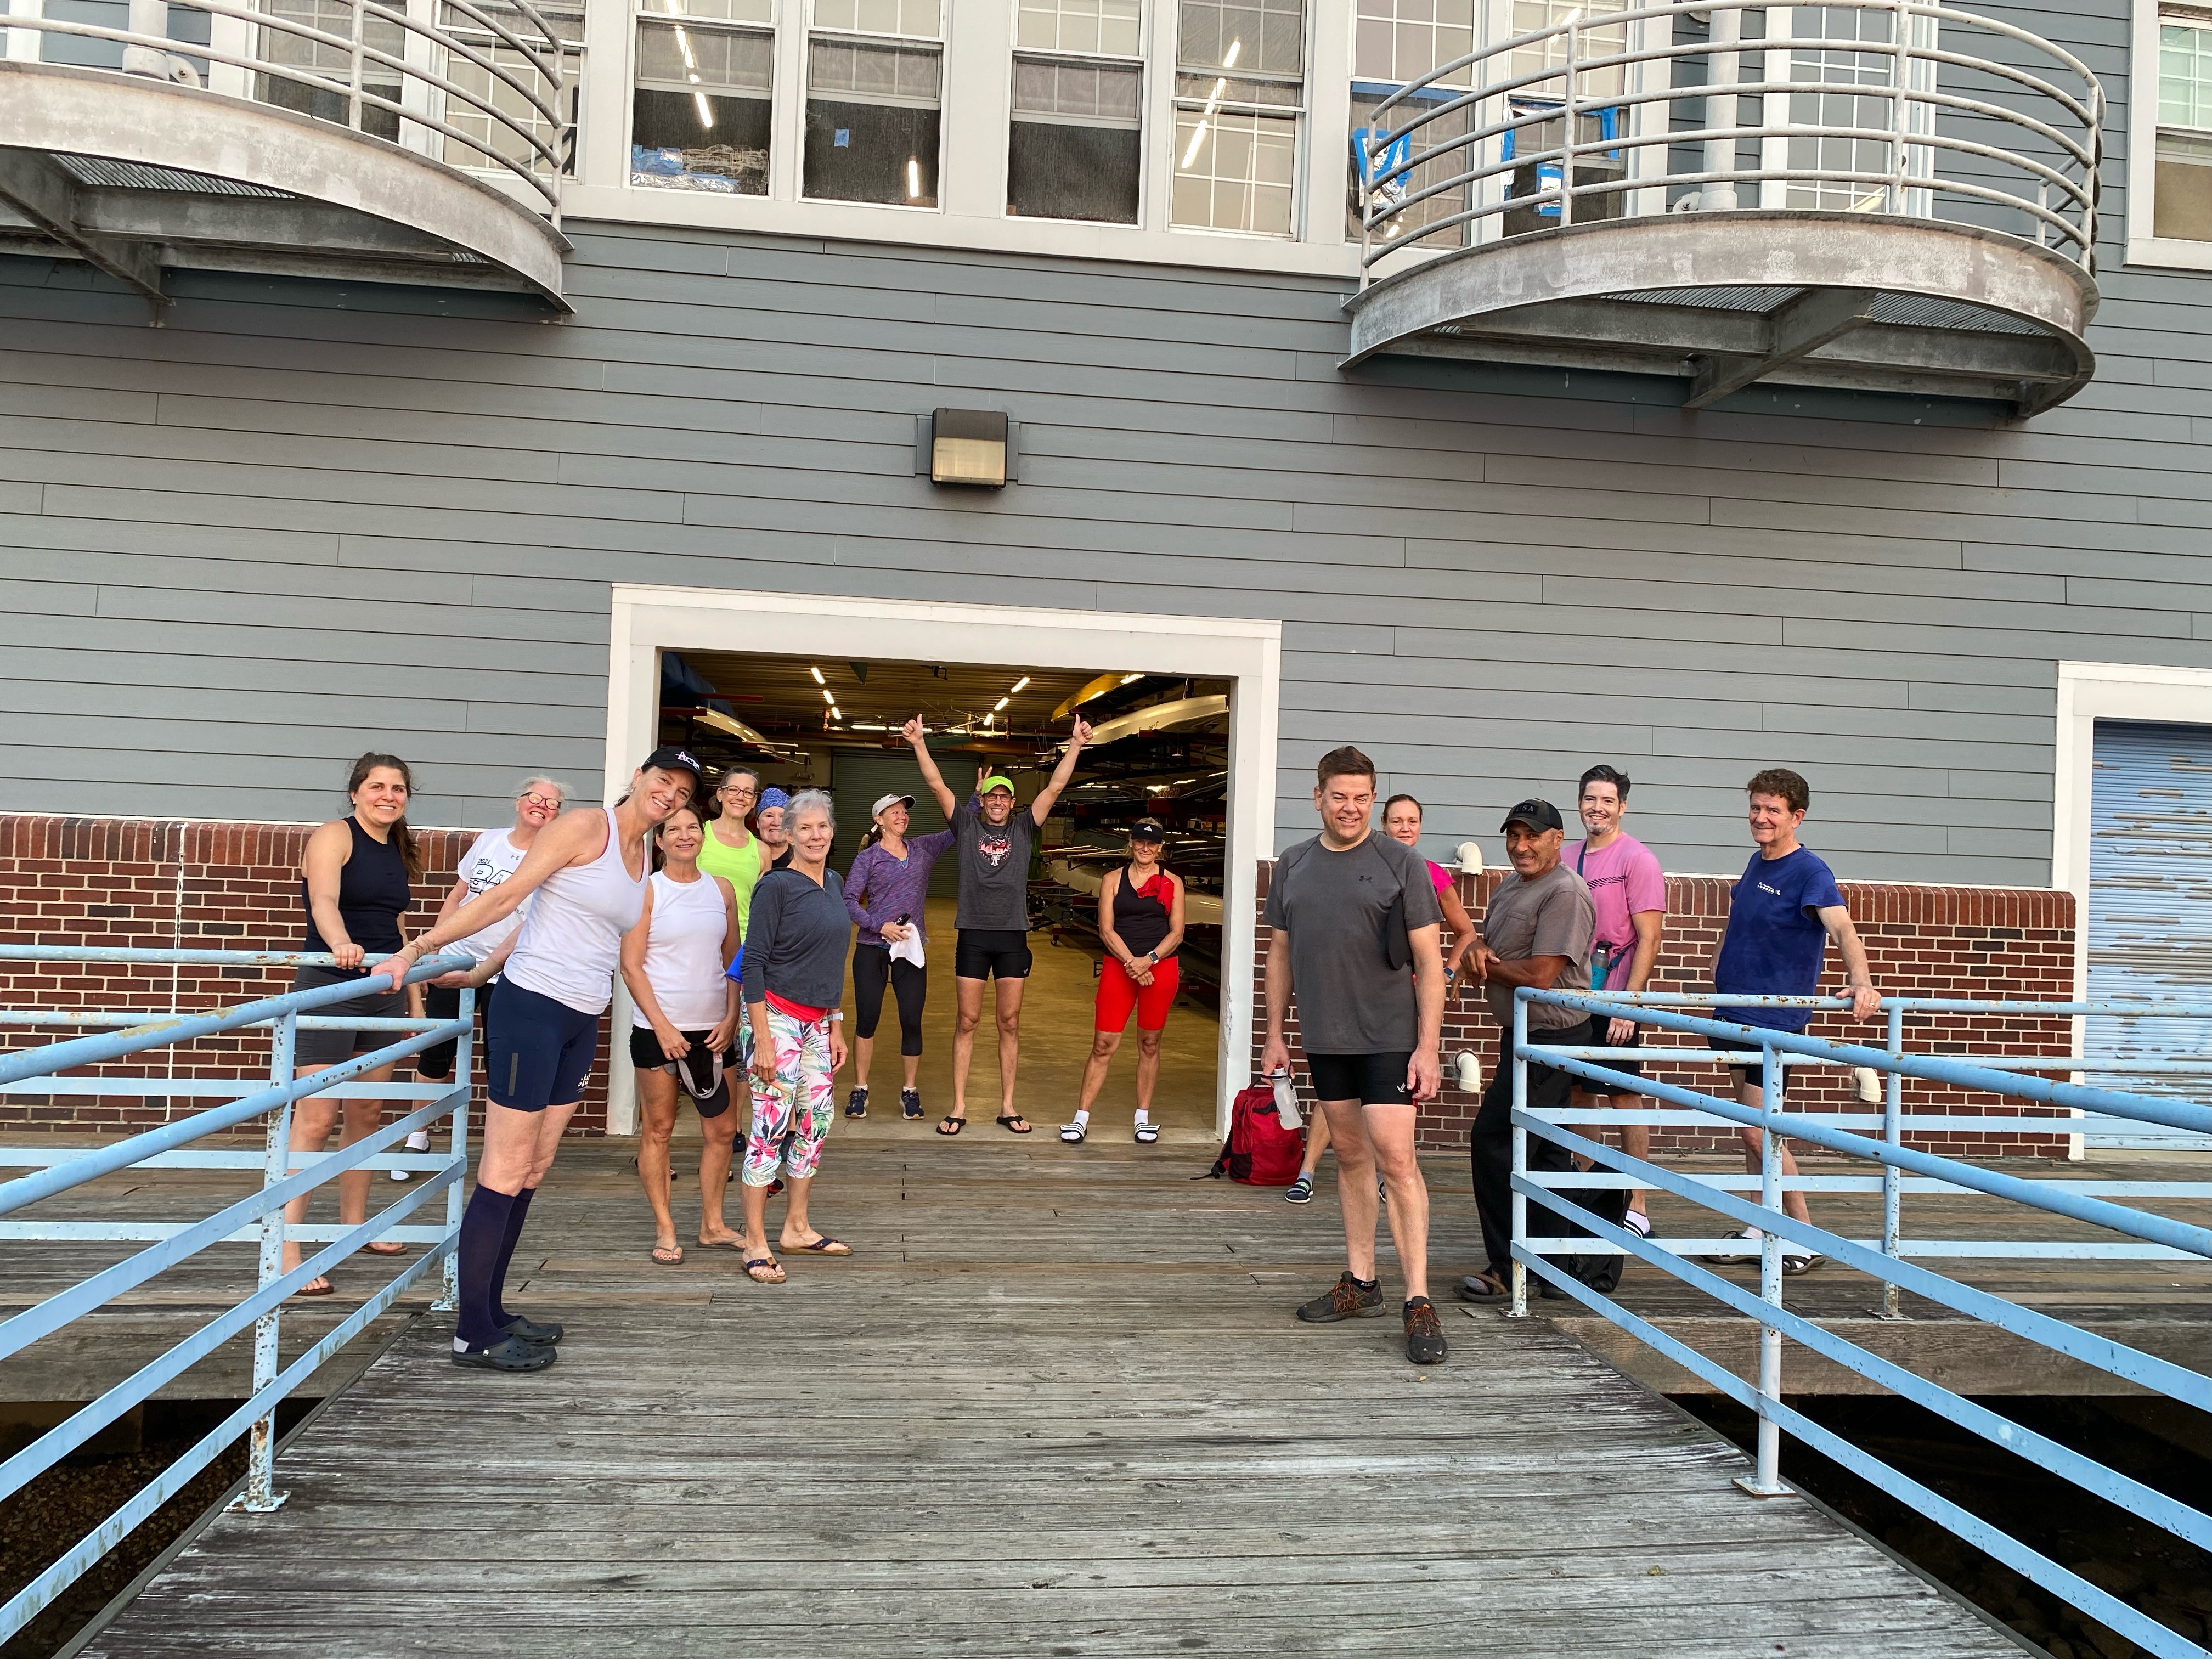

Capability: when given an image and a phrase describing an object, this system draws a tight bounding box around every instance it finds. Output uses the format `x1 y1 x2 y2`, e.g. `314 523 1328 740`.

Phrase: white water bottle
1269 1069 1303 1130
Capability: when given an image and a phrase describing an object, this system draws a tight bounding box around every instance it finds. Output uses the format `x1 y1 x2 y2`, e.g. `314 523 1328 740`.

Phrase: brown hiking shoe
1295 1272 1387 1323
1404 1296 1447 1364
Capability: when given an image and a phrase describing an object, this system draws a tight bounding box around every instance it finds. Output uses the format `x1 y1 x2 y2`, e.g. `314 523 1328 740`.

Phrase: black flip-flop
452 1334 556 1372
790 1235 851 1255
996 1114 1032 1135
1458 1270 1512 1304
936 1115 966 1136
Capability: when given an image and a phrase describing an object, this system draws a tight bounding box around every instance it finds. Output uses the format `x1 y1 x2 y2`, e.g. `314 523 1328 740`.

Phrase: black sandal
451 1334 556 1372
996 1114 1032 1135
936 1115 965 1136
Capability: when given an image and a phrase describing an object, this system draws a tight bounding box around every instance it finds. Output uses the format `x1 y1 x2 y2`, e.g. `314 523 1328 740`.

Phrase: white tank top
631 870 729 1030
503 808 647 1015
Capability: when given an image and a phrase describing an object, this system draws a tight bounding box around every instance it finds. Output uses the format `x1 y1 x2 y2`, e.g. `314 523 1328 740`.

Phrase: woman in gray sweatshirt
737 788 853 1282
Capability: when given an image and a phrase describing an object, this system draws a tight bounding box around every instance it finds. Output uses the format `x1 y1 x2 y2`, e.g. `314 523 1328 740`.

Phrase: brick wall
0 815 612 1136
1249 861 2077 1157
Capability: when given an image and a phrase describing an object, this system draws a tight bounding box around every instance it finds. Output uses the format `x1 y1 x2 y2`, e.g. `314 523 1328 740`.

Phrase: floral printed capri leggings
743 1005 835 1188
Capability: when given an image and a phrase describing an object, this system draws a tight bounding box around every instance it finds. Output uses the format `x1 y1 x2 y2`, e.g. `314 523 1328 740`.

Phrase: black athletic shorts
955 927 1033 981
1713 1030 1792 1096
626 1026 732 1118
1578 1017 1643 1097
486 979 597 1112
1306 1051 1414 1107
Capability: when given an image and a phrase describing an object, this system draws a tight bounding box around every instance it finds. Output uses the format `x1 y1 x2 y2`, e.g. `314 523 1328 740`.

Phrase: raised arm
1818 904 1880 1020
1028 715 1094 826
902 717 958 821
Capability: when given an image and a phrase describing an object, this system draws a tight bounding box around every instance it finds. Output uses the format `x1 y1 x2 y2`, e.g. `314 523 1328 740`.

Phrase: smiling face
351 766 410 827
791 805 834 866
758 805 786 845
514 785 562 834
1129 833 1163 869
877 801 910 838
1384 798 1423 849
661 805 704 866
1747 791 1805 851
1313 771 1375 845
718 772 759 820
980 787 1016 826
1504 821 1564 877
1579 779 1623 841
633 766 697 826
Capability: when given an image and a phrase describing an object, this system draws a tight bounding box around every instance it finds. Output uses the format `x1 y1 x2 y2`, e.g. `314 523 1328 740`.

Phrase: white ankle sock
1132 1108 1149 1124
1073 1109 1091 1126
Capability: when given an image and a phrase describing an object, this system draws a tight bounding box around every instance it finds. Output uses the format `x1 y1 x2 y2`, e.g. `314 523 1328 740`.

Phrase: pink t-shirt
1563 831 1665 989
1425 859 1453 896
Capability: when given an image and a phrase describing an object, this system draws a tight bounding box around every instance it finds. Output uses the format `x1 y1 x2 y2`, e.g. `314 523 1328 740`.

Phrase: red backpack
1205 1084 1306 1186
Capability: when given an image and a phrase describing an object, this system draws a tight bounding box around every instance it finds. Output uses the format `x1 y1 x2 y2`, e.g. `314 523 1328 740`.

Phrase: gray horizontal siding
2 0 2208 885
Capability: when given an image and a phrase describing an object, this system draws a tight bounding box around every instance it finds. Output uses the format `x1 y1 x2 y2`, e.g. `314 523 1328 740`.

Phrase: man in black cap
1459 800 1600 1305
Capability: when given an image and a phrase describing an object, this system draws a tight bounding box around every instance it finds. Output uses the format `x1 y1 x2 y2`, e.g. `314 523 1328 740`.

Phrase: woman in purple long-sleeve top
842 792 956 1120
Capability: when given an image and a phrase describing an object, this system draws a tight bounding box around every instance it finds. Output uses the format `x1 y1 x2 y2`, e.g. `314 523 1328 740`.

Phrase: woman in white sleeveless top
381 746 704 1374
618 802 740 1267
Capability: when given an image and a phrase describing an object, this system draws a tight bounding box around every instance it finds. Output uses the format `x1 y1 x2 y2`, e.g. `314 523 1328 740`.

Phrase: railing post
347 0 366 131
1508 994 1530 1318
1888 0 1912 213
236 1006 296 1515
1879 1001 1905 1319
1558 15 1579 228
1735 1037 1790 1497
1700 2 1741 211
433 986 474 1312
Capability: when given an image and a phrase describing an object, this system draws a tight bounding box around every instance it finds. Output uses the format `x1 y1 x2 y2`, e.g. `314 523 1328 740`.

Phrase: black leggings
852 944 926 1056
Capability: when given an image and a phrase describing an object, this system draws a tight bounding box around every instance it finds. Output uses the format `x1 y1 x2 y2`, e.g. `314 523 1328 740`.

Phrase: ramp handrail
1507 987 2212 1659
0 944 478 1645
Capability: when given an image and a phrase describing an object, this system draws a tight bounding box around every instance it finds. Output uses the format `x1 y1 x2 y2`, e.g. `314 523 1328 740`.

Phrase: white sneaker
392 1127 432 1182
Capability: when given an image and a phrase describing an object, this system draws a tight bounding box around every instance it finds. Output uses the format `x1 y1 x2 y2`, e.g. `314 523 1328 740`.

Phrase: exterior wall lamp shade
930 408 1008 487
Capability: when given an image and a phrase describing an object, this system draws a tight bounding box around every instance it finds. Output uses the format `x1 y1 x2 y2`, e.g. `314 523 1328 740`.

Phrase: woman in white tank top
381 746 705 1374
618 804 740 1267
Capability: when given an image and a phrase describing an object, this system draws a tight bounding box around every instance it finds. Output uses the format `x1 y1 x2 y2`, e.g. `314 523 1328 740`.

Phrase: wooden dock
53 1136 2049 1658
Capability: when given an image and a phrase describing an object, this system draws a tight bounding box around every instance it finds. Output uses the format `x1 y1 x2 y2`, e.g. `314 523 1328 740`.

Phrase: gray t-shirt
1263 832 1443 1054
954 795 1038 932
1481 862 1596 1030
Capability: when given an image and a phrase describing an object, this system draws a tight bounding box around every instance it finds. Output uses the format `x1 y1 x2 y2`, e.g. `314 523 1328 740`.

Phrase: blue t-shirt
1713 847 1844 1032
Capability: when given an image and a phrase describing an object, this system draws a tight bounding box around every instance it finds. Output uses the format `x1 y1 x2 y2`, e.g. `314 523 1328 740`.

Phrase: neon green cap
979 775 1017 795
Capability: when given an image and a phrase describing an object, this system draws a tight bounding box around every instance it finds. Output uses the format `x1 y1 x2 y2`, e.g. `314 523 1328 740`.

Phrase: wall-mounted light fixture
919 408 1014 488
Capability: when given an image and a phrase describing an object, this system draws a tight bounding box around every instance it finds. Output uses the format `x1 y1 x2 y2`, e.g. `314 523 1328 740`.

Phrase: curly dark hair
1745 768 1810 815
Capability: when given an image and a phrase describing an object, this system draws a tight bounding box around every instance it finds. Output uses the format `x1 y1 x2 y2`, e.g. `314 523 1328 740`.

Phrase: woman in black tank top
282 753 424 1297
1063 821 1187 1146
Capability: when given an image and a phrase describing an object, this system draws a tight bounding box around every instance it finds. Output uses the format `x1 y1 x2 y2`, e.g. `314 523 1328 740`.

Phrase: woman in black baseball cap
379 746 702 1373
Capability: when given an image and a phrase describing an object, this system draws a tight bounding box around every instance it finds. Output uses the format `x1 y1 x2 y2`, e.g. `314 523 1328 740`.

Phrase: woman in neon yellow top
696 767 766 936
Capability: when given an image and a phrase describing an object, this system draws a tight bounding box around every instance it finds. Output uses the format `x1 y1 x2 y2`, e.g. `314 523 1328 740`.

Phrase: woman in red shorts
1063 819 1186 1146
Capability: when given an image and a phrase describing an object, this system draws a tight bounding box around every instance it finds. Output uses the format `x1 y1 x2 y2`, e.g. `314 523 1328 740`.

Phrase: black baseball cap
1500 799 1564 834
641 746 704 793
1128 818 1166 842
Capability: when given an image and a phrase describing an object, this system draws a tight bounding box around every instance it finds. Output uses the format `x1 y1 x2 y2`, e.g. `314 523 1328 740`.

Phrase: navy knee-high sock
490 1186 534 1327
454 1184 520 1350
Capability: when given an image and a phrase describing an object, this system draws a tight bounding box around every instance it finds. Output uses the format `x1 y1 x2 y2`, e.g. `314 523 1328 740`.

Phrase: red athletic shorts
1095 954 1180 1033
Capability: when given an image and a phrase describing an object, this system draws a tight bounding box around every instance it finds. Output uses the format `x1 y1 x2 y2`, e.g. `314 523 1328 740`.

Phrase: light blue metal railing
0 944 477 1644
1508 988 2212 1659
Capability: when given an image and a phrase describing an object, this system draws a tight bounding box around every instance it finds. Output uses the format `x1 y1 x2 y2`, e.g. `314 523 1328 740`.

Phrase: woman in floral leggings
737 789 854 1283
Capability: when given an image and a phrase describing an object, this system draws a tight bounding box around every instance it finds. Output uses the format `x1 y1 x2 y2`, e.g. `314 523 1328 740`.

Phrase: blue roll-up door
2085 720 2212 1148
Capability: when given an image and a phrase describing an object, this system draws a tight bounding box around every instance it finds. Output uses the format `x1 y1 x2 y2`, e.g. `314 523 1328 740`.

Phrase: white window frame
602 584 1281 1138
1004 0 1150 227
1166 0 1311 240
2129 0 2212 269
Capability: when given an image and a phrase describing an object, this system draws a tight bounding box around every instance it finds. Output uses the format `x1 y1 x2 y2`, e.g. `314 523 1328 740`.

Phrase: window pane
2156 128 2212 238
1014 55 1141 121
633 91 770 191
640 0 771 24
2163 22 2212 129
1018 0 1141 55
1506 0 1624 99
1348 87 1469 244
1009 120 1141 219
1353 0 1470 83
639 19 771 88
1173 70 1298 105
806 38 940 202
1171 105 1295 232
816 0 939 36
1177 0 1301 75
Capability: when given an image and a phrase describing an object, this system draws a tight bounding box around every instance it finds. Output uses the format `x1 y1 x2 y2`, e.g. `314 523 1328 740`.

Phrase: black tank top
302 816 410 973
1111 865 1174 956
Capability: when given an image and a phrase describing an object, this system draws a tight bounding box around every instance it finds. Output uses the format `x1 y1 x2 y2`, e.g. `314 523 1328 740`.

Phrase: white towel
889 929 926 969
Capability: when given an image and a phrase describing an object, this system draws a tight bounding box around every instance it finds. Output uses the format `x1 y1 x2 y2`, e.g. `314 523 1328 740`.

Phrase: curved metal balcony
0 0 573 311
1346 0 2102 416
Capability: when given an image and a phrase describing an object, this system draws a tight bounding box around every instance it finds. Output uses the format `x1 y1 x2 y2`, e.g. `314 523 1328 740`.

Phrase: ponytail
347 752 421 880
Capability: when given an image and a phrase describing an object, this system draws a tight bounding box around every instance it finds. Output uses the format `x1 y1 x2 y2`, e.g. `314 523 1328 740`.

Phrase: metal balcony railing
1355 0 2103 282
4 0 573 216
1509 988 2211 1659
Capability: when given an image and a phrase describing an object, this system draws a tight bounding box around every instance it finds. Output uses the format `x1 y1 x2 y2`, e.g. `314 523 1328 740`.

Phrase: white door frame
600 583 1283 1137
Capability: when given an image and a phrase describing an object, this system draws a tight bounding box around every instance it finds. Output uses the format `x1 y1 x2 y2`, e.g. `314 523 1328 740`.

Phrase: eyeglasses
723 787 759 800
518 794 562 810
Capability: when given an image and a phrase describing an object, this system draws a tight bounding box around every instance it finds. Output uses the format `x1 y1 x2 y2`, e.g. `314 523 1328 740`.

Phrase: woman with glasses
697 768 766 940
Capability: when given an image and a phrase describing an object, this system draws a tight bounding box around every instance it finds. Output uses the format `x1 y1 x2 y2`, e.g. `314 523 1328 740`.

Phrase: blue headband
759 787 791 810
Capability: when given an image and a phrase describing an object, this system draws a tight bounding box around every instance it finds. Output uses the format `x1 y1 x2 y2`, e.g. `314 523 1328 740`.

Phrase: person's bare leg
1298 1108 1334 1182
1364 1102 1429 1301
520 1103 576 1192
780 1173 820 1247
994 977 1026 1118
634 1069 680 1256
740 1178 773 1262
697 1110 738 1246
280 1087 340 1287
1737 1081 1812 1227
1322 1098 1379 1279
1617 1094 1651 1217
1077 1028 1122 1114
1133 1029 1163 1118
950 977 985 1120
854 1034 876 1092
334 1064 398 1245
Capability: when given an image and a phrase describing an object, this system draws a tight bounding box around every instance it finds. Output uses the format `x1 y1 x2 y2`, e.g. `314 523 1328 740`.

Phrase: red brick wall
0 815 612 1136
1249 861 2076 1156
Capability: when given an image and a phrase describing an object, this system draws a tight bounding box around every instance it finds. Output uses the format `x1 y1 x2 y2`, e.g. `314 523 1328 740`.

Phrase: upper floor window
1349 0 1472 244
631 0 769 194
805 0 943 204
1171 0 1305 235
1009 49 1146 222
2158 10 2212 239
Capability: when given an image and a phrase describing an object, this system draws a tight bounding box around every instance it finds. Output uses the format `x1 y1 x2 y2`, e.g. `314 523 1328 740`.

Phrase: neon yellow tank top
696 822 765 936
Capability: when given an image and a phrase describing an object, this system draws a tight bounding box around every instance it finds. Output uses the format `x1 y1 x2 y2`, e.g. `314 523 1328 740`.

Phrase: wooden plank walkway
72 1140 2028 1658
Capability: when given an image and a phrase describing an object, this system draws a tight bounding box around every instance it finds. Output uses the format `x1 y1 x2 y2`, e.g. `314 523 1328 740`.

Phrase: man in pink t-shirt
1562 765 1667 1235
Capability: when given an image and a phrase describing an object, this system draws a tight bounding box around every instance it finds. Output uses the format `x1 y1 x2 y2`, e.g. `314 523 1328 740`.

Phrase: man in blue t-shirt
1706 768 1880 1274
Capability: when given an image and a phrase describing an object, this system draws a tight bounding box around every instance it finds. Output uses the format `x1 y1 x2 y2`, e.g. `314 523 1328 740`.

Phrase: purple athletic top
843 829 956 947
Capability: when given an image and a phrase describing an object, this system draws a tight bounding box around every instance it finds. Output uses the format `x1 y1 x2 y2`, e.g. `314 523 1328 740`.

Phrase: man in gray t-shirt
1262 746 1448 1364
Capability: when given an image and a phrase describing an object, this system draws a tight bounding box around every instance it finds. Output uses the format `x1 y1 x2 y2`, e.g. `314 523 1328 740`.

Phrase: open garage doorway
601 587 1282 1141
